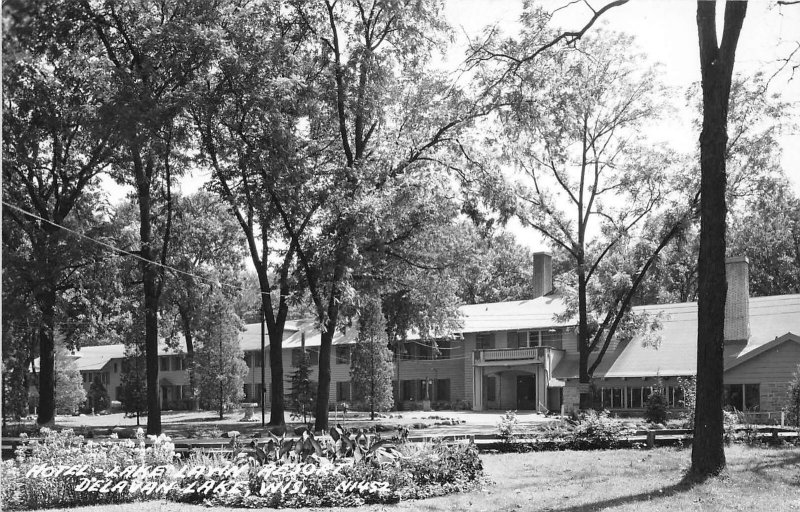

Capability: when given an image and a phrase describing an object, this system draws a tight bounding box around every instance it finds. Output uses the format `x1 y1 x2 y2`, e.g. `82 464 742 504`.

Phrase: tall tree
191 2 310 426
351 297 394 420
195 293 248 419
2 1 114 424
284 0 477 432
488 27 689 407
692 0 748 476
81 1 219 434
162 192 246 410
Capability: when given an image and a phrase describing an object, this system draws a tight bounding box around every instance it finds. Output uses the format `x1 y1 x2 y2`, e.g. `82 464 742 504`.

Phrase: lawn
33 444 800 512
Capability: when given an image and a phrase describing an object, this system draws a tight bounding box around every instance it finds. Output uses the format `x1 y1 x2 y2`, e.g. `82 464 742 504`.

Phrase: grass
29 444 800 512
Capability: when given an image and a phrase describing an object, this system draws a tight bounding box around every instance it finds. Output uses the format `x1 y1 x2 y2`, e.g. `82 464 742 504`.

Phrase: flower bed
1 429 484 510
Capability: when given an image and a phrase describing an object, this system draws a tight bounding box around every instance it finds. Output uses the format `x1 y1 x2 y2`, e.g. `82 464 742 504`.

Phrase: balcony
473 347 552 366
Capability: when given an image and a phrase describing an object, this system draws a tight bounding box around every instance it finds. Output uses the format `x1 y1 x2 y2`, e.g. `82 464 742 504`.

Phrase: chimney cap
726 255 749 264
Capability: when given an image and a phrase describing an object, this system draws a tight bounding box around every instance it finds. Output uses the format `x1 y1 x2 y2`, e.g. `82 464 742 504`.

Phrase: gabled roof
33 342 183 372
724 332 800 371
554 294 800 379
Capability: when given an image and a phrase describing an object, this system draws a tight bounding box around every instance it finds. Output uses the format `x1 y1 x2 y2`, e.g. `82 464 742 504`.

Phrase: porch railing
474 347 547 363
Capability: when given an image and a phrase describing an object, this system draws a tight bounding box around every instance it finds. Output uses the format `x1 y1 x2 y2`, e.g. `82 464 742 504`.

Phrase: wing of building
42 255 799 418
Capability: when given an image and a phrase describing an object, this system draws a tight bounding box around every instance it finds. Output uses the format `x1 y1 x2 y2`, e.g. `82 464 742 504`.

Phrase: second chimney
533 252 553 299
724 256 750 342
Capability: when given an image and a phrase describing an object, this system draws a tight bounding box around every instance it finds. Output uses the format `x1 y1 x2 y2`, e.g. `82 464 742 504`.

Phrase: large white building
46 255 800 417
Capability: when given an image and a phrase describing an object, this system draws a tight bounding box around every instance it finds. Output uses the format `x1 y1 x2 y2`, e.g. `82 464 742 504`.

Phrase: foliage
678 376 697 428
287 351 317 424
85 377 110 413
119 341 148 422
644 380 669 425
571 410 627 450
497 410 519 443
785 364 800 428
54 345 86 416
195 297 248 418
0 427 175 510
479 24 687 394
351 298 395 419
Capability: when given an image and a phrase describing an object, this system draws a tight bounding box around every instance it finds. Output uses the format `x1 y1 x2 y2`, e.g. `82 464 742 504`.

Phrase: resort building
44 255 799 418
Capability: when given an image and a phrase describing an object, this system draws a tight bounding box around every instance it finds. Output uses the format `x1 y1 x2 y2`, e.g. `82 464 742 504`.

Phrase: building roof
553 294 800 379
454 294 571 334
33 342 184 372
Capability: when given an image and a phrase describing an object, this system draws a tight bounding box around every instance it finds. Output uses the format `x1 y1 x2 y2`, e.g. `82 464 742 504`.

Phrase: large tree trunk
35 286 57 425
267 328 285 426
314 316 336 432
692 0 747 476
135 157 162 436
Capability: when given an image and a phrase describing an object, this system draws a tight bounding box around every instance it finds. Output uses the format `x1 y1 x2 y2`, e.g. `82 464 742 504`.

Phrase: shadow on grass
548 471 712 512
746 450 800 487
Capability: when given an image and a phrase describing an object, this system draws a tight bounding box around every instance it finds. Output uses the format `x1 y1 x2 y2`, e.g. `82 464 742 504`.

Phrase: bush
645 384 668 425
571 410 626 449
677 376 696 428
784 364 800 428
497 410 518 443
1 427 176 510
1 431 483 510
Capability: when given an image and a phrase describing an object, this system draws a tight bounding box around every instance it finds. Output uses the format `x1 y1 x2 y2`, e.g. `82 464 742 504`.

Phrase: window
114 363 118 373
243 384 251 401
435 379 451 401
724 384 760 411
667 386 685 407
525 331 541 348
335 346 351 365
336 381 351 401
627 387 643 408
486 376 497 402
401 380 416 401
253 351 262 367
172 357 184 371
475 333 495 350
601 387 624 408
507 331 519 349
292 348 318 366
181 385 191 400
103 373 109 385
160 357 169 371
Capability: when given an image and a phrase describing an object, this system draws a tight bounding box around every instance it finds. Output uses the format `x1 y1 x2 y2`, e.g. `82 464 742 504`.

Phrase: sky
441 0 800 250
103 0 799 250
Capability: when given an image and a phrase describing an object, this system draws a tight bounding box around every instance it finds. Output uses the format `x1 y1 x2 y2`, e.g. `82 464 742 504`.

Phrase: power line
3 200 245 294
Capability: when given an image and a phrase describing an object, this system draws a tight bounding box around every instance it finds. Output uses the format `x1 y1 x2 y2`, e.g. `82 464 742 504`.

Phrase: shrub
784 364 800 428
677 376 696 428
570 410 626 449
645 382 668 425
497 410 518 443
0 427 176 510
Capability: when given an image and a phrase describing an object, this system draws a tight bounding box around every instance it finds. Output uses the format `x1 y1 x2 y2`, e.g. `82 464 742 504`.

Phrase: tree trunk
692 0 747 476
35 286 57 425
314 314 337 432
267 328 285 425
179 309 198 411
577 259 592 409
136 159 162 436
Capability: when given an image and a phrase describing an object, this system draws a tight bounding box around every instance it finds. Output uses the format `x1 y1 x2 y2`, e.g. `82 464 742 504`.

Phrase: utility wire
3 200 245 294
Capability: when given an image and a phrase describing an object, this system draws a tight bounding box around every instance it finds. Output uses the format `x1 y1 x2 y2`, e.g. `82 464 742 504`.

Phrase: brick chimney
724 256 750 342
533 252 553 298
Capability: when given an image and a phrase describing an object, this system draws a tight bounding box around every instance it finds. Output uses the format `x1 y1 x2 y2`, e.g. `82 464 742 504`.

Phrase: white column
473 366 483 411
